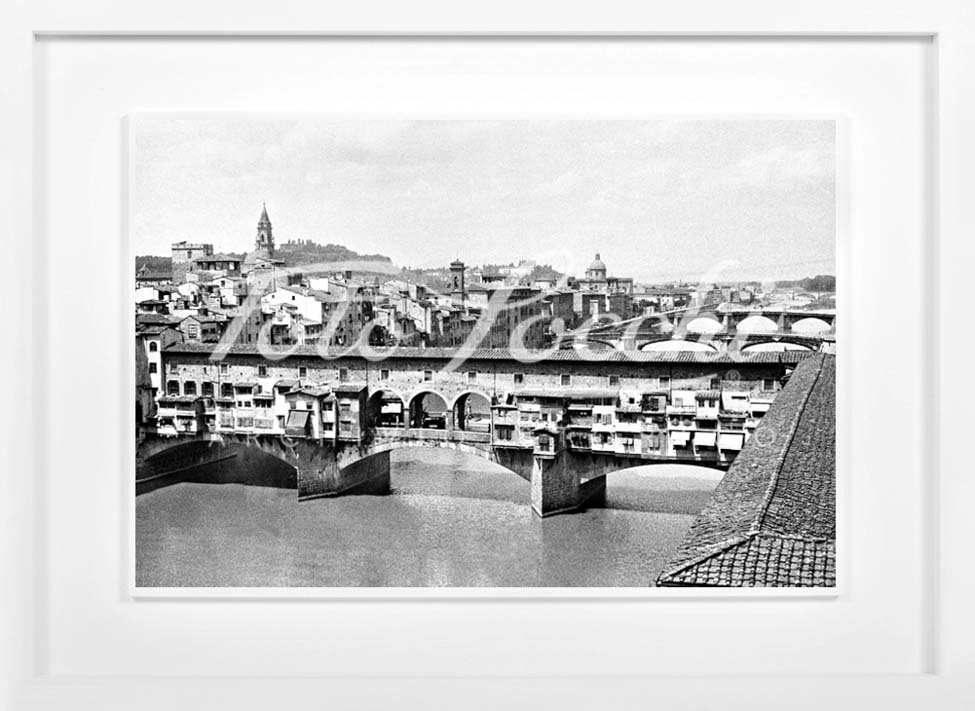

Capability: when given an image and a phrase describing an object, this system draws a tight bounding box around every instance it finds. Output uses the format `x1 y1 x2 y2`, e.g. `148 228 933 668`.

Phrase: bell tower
449 259 466 306
256 203 274 255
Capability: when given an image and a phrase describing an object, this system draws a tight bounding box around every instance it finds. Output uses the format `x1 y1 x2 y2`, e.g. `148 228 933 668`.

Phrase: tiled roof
162 341 814 366
656 354 836 588
513 387 619 400
135 313 176 326
192 252 241 262
287 385 332 397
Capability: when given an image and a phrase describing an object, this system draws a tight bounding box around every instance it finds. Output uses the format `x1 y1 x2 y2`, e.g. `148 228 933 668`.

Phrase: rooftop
162 342 814 366
193 252 241 263
655 353 836 588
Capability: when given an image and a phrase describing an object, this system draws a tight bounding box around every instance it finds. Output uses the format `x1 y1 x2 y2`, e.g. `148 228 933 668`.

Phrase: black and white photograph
132 118 837 588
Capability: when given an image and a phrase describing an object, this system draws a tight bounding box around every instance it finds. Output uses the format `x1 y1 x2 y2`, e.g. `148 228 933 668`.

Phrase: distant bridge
568 306 836 353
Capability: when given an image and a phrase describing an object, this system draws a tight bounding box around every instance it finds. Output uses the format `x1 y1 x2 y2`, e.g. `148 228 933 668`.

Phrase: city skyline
131 118 836 283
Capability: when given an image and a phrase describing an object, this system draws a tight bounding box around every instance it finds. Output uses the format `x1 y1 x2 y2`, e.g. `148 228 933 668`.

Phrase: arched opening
137 437 297 496
685 316 725 335
452 391 493 432
388 447 529 505
600 462 725 515
640 339 718 352
741 341 812 352
735 315 778 334
569 339 617 352
791 317 832 335
408 391 449 430
366 389 406 429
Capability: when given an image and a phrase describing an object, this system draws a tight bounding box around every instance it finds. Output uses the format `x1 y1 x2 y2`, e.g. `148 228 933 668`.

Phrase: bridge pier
297 447 391 501
530 449 609 517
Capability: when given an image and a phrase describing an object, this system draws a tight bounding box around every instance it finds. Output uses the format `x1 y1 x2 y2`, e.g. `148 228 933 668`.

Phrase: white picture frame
2 1 971 709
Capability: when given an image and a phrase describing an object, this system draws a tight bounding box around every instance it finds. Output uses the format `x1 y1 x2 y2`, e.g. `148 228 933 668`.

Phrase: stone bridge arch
739 337 816 352
638 337 719 352
136 433 303 495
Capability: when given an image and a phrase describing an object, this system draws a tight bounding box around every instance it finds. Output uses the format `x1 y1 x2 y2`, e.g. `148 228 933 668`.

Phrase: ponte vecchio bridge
138 343 813 517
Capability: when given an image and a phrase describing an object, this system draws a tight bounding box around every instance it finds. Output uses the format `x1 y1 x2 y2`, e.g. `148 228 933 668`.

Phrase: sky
131 118 835 283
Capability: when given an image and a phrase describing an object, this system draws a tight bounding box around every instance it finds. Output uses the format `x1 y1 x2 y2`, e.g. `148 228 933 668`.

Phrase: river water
136 448 721 587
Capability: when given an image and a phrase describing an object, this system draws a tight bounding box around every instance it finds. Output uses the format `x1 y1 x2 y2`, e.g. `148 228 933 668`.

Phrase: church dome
587 253 607 273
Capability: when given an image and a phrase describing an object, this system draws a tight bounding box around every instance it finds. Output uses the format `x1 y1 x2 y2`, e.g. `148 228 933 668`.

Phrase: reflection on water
136 449 721 588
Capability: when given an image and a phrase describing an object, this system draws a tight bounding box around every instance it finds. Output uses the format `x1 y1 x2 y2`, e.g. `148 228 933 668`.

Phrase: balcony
666 405 696 416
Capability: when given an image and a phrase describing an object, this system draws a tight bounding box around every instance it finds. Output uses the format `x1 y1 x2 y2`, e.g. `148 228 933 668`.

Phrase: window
221 383 233 398
467 371 477 383
169 362 178 373
299 366 307 378
166 380 179 395
609 375 620 386
184 381 197 396
202 382 214 397
659 376 671 389
560 374 571 386
423 370 433 382
148 363 157 374
258 365 268 377
380 369 390 381
710 378 721 389
148 341 158 353
763 378 776 392
339 368 349 382
220 363 229 374
514 373 524 385
186 323 199 339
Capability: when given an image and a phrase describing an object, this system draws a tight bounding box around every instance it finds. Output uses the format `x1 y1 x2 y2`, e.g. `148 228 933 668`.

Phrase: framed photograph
129 114 839 594
3 1 972 709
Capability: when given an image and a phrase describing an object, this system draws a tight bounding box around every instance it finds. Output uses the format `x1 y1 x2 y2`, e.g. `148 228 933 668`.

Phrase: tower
256 203 274 255
449 259 466 306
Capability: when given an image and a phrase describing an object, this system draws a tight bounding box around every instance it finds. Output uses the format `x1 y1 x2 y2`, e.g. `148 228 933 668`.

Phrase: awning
695 431 717 447
285 410 311 437
670 431 690 446
721 392 750 412
719 433 745 450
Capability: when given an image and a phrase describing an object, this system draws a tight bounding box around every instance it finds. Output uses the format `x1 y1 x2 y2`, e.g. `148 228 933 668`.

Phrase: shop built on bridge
137 343 813 517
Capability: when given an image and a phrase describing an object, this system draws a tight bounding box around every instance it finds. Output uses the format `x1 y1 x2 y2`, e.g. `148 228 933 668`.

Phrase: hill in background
277 239 393 266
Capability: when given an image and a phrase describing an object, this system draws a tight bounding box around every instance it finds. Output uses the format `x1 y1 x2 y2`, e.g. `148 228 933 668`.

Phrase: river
136 448 721 587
